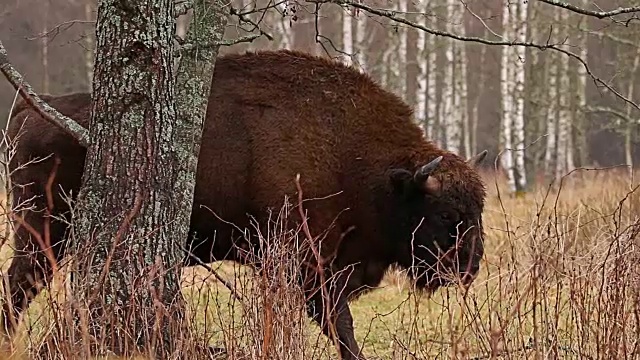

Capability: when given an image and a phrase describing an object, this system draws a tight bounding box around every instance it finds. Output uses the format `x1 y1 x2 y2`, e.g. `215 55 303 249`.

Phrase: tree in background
501 0 528 194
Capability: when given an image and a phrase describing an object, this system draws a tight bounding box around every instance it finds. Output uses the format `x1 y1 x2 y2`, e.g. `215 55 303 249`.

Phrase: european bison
2 50 487 359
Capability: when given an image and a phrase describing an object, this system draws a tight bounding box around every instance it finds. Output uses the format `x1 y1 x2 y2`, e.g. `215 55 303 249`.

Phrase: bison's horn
466 150 488 168
414 156 443 183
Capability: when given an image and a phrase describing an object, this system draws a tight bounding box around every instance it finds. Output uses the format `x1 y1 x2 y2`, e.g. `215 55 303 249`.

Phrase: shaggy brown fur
2 50 487 359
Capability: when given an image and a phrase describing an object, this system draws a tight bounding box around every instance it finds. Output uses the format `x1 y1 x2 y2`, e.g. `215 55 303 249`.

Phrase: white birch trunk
416 2 429 133
277 2 292 50
544 6 560 177
500 0 516 192
555 9 571 180
381 46 394 88
441 41 456 152
354 8 367 72
624 51 640 172
472 44 487 155
427 32 438 144
442 0 459 153
574 2 588 168
450 0 468 157
84 1 95 90
555 52 570 180
41 0 50 93
398 0 408 97
513 0 528 190
544 52 558 176
342 7 353 66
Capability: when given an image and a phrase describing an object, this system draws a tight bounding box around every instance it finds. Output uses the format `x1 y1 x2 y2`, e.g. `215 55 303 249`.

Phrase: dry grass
0 167 639 359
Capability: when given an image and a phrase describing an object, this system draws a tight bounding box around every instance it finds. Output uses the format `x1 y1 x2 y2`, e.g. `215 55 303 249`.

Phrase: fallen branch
0 40 90 147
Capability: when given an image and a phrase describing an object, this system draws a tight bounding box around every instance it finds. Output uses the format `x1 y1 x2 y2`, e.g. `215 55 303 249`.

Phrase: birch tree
426 32 438 144
276 1 293 50
500 0 528 193
83 0 95 90
384 0 407 97
67 0 228 356
342 6 353 65
441 0 464 155
553 9 575 180
354 8 367 71
41 0 50 94
397 0 407 97
622 49 640 173
573 0 589 167
416 2 429 133
452 0 468 157
544 50 558 178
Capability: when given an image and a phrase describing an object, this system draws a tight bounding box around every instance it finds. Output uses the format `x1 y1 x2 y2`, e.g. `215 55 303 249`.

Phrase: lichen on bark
66 0 223 357
173 0 229 218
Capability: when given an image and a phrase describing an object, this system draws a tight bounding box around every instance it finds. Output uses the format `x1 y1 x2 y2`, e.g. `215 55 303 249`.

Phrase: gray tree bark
67 0 226 357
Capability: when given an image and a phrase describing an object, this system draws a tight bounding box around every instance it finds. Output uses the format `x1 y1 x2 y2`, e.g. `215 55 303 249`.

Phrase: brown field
0 168 638 359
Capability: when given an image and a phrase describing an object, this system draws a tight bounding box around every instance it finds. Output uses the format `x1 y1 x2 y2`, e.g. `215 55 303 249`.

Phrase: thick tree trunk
67 0 223 357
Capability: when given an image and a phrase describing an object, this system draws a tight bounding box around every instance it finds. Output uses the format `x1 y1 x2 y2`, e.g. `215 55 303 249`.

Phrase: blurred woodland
1 0 639 192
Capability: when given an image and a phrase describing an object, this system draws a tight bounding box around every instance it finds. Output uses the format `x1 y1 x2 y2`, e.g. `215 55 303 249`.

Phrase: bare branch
0 40 90 147
306 0 640 111
583 28 637 48
178 34 262 54
230 6 274 41
26 20 94 42
536 0 640 19
585 106 632 122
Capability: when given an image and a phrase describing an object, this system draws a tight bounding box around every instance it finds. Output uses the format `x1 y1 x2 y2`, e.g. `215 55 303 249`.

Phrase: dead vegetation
0 112 638 358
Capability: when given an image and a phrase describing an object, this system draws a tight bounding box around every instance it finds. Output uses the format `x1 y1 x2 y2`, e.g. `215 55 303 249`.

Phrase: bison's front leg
303 268 364 360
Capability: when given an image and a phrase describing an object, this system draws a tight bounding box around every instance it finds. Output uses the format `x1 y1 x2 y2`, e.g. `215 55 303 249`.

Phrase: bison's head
387 150 488 293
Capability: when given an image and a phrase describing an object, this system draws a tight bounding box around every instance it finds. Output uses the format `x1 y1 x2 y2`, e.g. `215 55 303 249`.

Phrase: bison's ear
466 150 488 168
387 169 415 196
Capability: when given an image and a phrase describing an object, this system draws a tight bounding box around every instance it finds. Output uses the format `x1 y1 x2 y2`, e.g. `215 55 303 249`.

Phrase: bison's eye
439 211 459 223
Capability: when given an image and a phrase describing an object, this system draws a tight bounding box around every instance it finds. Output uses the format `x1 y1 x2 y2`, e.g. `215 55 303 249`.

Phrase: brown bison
2 50 487 359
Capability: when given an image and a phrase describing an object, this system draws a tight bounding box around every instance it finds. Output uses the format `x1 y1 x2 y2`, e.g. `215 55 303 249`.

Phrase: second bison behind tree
4 50 488 359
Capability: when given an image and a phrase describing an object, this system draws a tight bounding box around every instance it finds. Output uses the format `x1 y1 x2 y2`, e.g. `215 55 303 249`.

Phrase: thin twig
179 244 245 302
